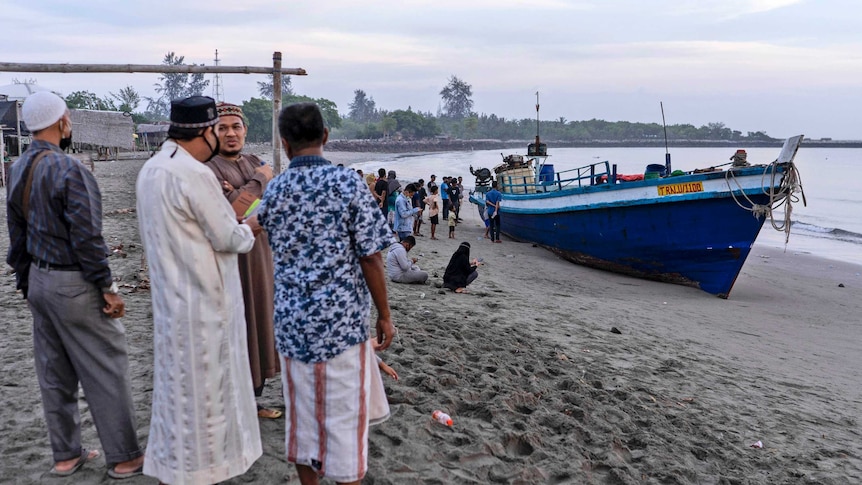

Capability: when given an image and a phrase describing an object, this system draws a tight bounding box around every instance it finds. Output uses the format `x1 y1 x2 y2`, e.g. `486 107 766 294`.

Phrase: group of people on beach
361 167 500 293
5 93 404 485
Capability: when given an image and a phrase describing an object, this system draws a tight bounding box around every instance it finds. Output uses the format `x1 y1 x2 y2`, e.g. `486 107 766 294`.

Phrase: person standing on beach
5 91 145 479
205 102 282 420
440 176 450 221
258 102 395 485
425 185 441 240
136 96 262 484
373 168 388 218
413 178 426 236
486 180 503 243
394 183 422 241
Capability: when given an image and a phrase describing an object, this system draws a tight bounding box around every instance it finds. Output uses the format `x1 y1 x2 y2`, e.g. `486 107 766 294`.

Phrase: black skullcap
170 96 219 129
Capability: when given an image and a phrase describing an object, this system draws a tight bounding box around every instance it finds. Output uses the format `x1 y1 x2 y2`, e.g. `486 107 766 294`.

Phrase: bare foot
454 288 469 294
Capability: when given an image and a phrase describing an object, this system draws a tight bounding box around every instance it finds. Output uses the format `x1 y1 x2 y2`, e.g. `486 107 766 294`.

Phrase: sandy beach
1 154 860 484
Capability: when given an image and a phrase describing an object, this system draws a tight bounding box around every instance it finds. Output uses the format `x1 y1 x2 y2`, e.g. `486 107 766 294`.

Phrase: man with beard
136 96 262 484
6 91 145 479
206 102 281 420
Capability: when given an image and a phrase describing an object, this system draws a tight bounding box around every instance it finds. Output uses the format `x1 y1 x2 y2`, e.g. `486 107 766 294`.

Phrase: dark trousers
489 214 501 241
442 199 450 220
27 264 143 465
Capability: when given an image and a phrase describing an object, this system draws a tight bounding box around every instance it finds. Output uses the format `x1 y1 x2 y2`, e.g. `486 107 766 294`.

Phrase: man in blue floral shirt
258 103 396 485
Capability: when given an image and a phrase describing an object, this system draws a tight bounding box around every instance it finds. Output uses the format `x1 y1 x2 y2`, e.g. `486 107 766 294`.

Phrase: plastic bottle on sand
432 410 453 426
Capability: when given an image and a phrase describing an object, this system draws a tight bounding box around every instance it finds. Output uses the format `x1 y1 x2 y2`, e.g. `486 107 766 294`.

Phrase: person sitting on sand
386 235 428 284
443 242 482 293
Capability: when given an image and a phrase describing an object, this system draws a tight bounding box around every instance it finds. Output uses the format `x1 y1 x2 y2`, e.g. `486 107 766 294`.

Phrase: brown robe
206 154 279 390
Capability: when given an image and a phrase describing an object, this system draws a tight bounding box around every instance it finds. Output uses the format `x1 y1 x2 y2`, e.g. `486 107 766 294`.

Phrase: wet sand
1 155 860 484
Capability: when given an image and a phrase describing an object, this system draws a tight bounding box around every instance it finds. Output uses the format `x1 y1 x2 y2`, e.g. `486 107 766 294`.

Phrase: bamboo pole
272 52 282 173
0 62 306 76
0 55 307 162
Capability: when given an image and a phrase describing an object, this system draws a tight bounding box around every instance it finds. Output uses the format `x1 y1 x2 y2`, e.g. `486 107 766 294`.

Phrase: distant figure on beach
394 183 422 241
258 102 395 485
448 210 457 239
440 176 450 220
386 235 428 284
373 168 388 217
443 241 481 293
386 169 401 228
136 96 262 484
413 178 426 236
448 176 462 222
427 174 437 194
425 185 441 239
486 180 503 243
6 91 145 479
206 102 282 420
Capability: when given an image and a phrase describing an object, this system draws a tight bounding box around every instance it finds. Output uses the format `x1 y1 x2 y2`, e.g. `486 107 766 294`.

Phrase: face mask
59 131 73 151
203 127 220 162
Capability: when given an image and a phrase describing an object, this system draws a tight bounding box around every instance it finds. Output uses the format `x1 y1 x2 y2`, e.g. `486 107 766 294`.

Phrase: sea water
350 145 862 266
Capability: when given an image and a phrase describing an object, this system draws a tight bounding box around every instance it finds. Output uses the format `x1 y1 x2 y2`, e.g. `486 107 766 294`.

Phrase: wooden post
272 52 282 174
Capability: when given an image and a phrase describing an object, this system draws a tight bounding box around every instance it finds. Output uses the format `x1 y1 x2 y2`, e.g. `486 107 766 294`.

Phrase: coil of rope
725 162 806 245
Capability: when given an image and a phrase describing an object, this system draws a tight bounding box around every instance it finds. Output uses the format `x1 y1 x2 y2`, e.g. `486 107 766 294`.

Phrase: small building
69 109 135 160
136 123 170 152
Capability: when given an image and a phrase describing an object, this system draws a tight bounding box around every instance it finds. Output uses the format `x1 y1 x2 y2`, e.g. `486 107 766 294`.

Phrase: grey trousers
27 264 143 465
391 269 429 284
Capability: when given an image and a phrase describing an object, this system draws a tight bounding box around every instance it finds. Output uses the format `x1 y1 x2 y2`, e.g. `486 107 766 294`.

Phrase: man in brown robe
206 102 282 419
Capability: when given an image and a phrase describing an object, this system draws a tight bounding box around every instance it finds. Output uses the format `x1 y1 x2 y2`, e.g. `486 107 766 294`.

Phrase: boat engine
470 165 493 188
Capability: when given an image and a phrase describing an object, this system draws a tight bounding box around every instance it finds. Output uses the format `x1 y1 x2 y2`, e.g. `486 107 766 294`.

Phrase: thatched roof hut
70 109 134 150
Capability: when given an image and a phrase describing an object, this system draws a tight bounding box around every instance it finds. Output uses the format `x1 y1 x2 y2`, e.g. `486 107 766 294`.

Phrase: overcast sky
1 0 859 139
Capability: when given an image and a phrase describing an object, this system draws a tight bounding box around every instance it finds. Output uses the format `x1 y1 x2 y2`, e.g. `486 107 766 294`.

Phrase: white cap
22 91 67 132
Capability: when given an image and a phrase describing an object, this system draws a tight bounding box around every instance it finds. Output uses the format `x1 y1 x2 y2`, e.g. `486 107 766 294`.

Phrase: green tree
110 85 141 113
381 116 397 138
284 95 342 129
257 74 294 100
145 52 210 119
241 97 273 143
348 89 377 123
65 90 116 110
439 75 473 119
464 115 479 139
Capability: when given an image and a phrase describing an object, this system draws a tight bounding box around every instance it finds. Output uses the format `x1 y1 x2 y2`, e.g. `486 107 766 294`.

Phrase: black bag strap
22 150 50 216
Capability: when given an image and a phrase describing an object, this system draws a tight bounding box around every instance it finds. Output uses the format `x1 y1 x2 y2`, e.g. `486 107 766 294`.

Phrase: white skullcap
22 91 68 132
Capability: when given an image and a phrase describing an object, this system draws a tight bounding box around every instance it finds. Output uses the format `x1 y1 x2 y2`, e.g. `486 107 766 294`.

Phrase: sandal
257 405 283 419
50 449 100 477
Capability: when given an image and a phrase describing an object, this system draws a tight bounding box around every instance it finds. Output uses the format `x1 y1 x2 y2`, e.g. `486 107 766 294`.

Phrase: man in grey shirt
385 236 428 284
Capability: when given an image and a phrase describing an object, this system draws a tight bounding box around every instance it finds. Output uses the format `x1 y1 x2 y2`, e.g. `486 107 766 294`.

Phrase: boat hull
501 194 770 297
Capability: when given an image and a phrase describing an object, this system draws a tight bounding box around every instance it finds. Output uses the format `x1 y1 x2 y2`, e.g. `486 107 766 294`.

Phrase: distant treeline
334 114 782 146
326 137 860 153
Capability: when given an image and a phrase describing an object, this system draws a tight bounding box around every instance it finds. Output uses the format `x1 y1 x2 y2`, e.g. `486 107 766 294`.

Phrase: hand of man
255 164 274 181
375 315 396 351
244 215 263 236
103 293 126 318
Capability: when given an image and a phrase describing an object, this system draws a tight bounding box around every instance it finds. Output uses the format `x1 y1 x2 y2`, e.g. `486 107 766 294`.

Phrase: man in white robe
136 96 262 484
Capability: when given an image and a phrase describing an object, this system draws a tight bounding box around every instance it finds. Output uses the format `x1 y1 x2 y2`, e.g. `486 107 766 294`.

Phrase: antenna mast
535 91 540 146
212 49 224 102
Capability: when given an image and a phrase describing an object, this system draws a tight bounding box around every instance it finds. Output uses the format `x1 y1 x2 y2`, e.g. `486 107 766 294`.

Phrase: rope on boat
725 162 807 245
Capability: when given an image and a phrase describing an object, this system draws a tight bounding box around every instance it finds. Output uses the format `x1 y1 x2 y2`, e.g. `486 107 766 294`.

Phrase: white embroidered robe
136 141 262 485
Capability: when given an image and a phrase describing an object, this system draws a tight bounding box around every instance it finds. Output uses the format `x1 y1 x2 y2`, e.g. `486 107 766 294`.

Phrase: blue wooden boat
469 135 805 298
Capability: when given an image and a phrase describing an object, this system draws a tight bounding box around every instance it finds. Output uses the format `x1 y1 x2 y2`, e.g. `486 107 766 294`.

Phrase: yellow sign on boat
657 181 704 196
